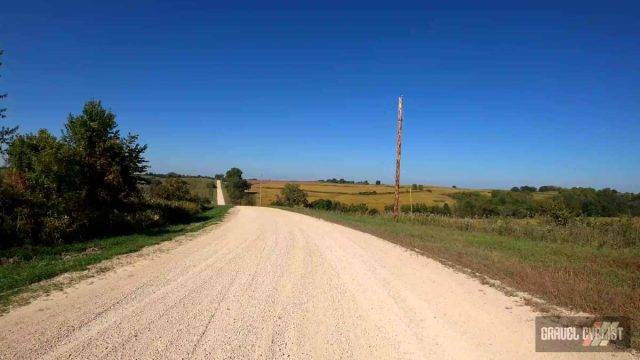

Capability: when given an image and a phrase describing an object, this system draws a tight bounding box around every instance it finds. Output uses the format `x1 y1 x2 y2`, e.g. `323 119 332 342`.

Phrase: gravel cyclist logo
536 316 630 352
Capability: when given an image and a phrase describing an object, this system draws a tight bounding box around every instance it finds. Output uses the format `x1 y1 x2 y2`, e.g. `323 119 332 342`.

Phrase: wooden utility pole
393 96 404 219
259 173 263 206
410 187 413 216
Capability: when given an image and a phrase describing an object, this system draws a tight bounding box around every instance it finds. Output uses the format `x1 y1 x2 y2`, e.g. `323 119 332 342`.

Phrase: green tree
224 167 250 204
275 183 308 207
0 50 18 157
375 180 381 185
62 101 148 210
6 101 148 244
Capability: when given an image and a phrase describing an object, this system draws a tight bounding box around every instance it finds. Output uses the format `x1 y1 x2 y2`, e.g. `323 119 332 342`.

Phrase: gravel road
216 179 225 205
0 207 633 359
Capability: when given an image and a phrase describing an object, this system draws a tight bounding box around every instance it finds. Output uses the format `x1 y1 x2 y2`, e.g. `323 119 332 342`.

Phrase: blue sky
1 1 639 191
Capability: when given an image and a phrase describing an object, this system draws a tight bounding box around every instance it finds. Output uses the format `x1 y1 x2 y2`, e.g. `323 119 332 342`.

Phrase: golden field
249 181 484 210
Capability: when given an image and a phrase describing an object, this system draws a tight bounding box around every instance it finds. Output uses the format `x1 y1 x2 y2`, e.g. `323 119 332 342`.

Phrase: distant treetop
319 178 370 184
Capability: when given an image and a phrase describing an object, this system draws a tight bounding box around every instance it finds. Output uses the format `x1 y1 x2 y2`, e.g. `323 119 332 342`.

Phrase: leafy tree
224 167 250 204
375 180 381 185
411 184 418 190
0 173 24 247
61 101 148 211
274 183 308 207
511 185 537 192
539 185 562 192
0 50 18 157
5 101 148 244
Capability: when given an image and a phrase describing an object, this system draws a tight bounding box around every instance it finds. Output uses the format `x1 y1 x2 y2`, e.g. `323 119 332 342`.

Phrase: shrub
308 199 338 211
511 186 537 192
547 203 574 226
150 177 193 202
344 203 369 214
401 203 451 216
0 172 30 247
308 199 373 214
240 194 256 206
539 185 562 192
451 192 499 217
274 183 308 207
146 198 202 224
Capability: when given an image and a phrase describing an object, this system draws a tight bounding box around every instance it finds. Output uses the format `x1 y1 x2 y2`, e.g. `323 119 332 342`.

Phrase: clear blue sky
2 1 639 191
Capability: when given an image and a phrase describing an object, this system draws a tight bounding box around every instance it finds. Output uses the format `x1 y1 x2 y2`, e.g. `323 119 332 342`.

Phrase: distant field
249 181 485 209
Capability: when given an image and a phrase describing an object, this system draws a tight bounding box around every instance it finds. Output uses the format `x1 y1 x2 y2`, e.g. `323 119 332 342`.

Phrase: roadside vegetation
285 207 640 348
223 167 254 205
0 93 233 307
0 101 217 248
272 182 640 347
144 174 217 204
0 206 230 310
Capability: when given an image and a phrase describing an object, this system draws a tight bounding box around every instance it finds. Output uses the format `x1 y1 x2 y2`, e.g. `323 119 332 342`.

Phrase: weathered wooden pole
393 96 404 219
410 187 413 216
259 173 263 206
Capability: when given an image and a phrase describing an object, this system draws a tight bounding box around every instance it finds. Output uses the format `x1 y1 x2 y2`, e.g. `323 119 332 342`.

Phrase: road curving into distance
0 207 634 359
216 179 225 205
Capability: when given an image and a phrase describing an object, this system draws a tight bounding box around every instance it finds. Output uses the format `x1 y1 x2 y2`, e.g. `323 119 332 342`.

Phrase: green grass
0 206 231 309
284 207 640 349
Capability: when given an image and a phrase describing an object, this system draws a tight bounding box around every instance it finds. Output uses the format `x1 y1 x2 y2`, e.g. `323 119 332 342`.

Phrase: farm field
249 181 486 210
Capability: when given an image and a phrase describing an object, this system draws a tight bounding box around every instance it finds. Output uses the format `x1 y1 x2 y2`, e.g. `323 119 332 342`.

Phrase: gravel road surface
216 179 225 205
0 207 633 359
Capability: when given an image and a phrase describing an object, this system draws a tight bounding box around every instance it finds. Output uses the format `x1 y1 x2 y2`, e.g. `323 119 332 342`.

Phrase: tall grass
400 215 640 249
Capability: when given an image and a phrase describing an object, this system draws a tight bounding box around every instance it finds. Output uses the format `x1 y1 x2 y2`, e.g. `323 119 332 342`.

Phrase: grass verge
283 207 640 349
0 206 231 309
